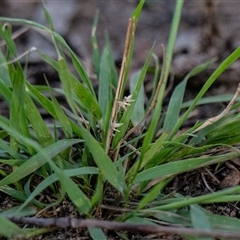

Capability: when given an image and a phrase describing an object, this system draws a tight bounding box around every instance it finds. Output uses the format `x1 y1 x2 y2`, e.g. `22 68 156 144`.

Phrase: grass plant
0 0 240 239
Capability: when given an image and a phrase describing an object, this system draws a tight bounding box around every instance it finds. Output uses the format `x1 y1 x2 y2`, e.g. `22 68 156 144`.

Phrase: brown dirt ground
1 1 240 239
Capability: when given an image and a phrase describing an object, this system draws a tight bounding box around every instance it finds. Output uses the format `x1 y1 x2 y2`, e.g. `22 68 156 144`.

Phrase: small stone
219 170 240 189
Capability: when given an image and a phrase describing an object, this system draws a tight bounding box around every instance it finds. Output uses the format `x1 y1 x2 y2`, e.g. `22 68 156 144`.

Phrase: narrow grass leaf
138 177 173 210
150 184 240 212
0 186 26 201
26 82 81 136
61 174 91 214
190 205 212 240
205 119 240 145
24 94 54 147
140 0 184 158
0 16 95 95
0 138 83 187
126 132 168 181
132 0 145 19
180 207 240 232
1 206 37 217
163 60 215 135
0 23 17 57
181 94 240 108
170 46 240 138
98 46 111 116
0 214 24 239
58 57 76 113
135 152 240 182
89 227 107 240
130 71 145 126
0 138 25 159
0 78 11 104
37 39 101 120
113 46 154 148
9 63 25 151
79 125 127 193
18 167 99 212
91 11 100 76
50 92 73 138
71 71 102 120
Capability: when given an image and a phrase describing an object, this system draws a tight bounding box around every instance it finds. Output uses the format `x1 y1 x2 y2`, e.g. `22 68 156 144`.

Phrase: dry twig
6 216 240 239
193 83 240 133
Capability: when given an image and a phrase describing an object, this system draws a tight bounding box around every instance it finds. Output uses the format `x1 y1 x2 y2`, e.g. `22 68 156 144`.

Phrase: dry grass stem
113 45 166 161
105 18 135 154
193 83 240 133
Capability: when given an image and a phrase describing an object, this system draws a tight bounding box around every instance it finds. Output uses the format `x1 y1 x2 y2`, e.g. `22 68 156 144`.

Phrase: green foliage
0 0 240 239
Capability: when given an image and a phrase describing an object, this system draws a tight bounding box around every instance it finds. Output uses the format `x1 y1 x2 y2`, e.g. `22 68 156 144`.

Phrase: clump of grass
0 0 240 239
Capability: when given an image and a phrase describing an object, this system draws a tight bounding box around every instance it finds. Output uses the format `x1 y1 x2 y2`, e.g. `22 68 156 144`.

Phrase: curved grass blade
170 46 240 139
0 138 83 187
0 185 26 202
163 59 215 136
26 82 81 136
18 167 99 212
135 151 240 183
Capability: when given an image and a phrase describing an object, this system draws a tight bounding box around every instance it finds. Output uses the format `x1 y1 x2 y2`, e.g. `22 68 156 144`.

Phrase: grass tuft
0 0 240 239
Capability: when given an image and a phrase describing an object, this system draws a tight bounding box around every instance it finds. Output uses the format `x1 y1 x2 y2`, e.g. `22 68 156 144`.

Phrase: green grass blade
137 177 173 210
9 63 25 151
0 17 95 95
190 204 212 240
58 57 76 114
91 11 100 77
89 227 107 240
132 0 145 19
0 138 25 159
152 184 240 212
19 167 99 212
126 132 168 181
130 71 145 126
170 46 240 137
61 173 91 214
24 93 54 147
0 23 17 57
0 138 83 187
0 185 27 201
163 60 215 135
50 91 73 138
181 94 240 108
26 82 81 136
135 152 240 183
79 125 127 193
0 78 11 104
98 46 111 116
0 214 25 239
140 0 184 160
205 119 240 145
112 45 154 148
1 206 37 217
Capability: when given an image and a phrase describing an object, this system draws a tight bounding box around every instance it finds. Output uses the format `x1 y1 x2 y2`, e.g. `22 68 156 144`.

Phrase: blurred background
0 0 240 92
